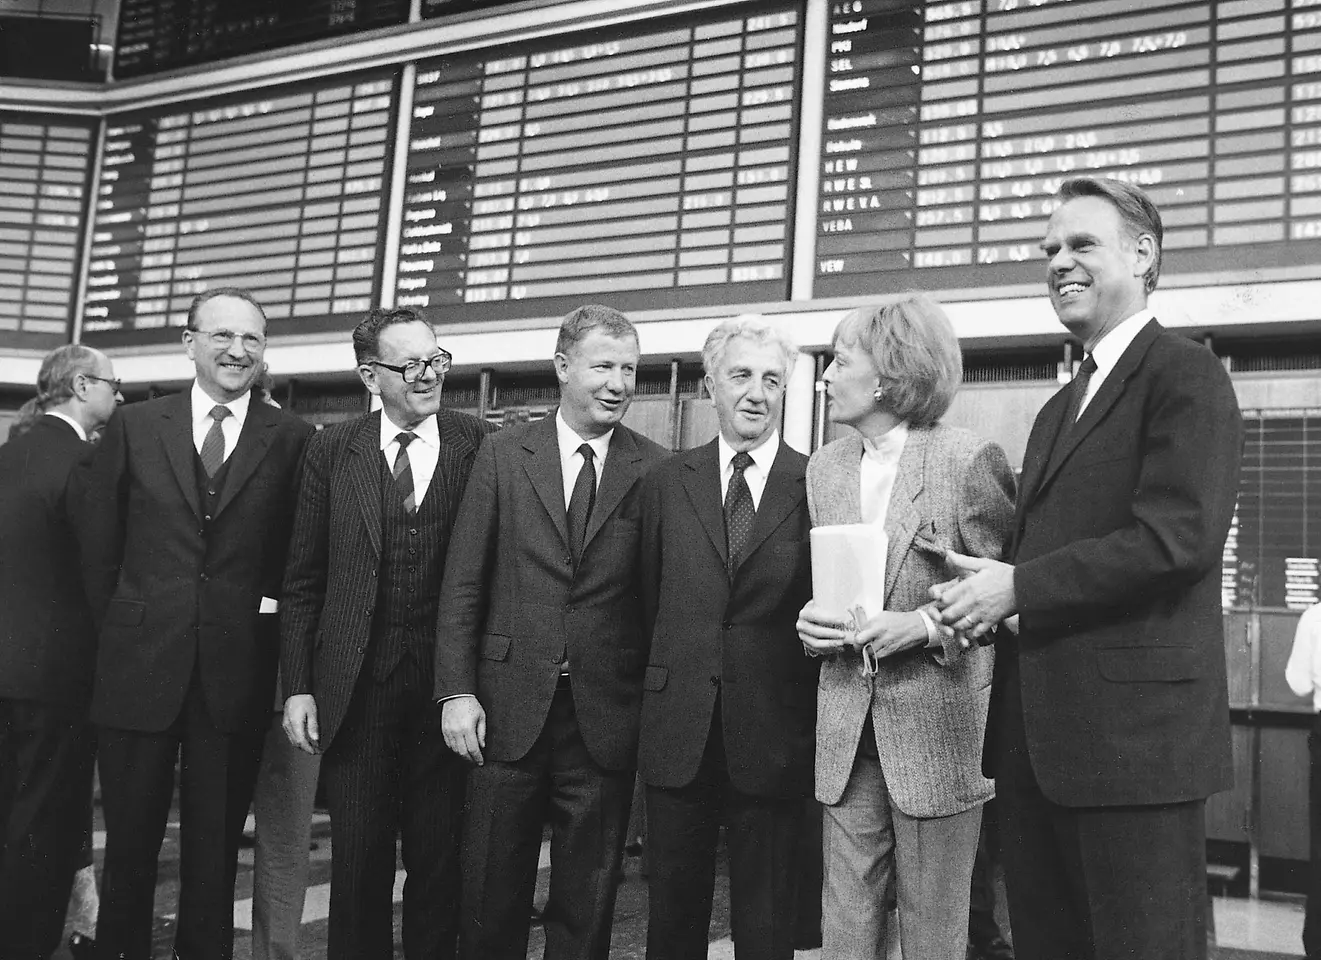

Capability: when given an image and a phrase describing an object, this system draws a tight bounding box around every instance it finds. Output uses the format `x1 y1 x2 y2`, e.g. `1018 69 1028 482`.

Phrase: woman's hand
797 600 853 657
856 610 929 661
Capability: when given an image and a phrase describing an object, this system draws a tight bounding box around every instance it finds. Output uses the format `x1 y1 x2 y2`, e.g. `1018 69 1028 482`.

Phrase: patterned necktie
567 443 596 564
199 405 231 478
393 432 417 514
1063 353 1098 428
725 451 755 576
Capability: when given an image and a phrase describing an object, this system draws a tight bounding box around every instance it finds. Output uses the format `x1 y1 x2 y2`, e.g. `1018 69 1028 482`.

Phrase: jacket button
722 621 731 630
200 573 208 581
709 676 720 686
410 528 419 536
356 645 364 654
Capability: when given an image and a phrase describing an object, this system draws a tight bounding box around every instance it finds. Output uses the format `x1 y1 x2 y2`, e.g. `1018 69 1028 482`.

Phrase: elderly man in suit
280 307 493 960
75 288 312 960
436 304 667 960
797 296 1016 960
636 317 816 960
934 177 1244 960
0 345 120 960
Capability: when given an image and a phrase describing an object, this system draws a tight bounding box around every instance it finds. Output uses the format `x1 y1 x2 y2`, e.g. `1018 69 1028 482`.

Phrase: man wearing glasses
75 288 313 960
280 306 494 960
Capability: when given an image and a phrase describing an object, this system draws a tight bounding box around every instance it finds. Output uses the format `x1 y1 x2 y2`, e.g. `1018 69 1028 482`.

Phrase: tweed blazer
808 423 1015 817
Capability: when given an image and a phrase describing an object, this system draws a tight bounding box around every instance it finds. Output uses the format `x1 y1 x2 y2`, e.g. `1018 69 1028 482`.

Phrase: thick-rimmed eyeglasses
189 328 267 352
84 374 122 392
369 351 453 383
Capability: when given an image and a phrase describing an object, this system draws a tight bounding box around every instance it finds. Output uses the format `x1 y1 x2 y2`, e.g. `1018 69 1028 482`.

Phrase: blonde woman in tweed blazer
797 296 1015 960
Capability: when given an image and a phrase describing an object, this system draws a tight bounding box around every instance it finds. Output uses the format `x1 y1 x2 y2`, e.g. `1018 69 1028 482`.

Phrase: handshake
795 549 1018 668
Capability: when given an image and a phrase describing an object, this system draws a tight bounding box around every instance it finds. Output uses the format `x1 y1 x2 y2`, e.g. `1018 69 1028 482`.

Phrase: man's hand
441 696 486 766
797 600 853 656
283 695 320 755
857 609 931 661
931 552 1017 641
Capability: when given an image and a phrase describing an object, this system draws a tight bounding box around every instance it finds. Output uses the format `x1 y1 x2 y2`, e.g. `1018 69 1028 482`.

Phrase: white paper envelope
809 524 887 622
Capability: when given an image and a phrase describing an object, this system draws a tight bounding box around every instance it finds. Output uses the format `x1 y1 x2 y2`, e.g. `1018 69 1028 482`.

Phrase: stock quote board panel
815 0 1321 299
115 0 409 79
398 2 802 322
0 113 95 349
421 0 529 15
83 71 397 346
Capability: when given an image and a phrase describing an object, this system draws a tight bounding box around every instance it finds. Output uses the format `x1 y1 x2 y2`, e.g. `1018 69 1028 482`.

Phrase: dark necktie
1062 353 1098 428
393 432 417 514
567 442 596 564
725 451 755 576
199 405 231 478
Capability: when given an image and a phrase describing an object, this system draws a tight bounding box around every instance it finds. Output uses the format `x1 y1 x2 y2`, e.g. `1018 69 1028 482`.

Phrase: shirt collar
44 410 87 442
380 411 438 451
191 380 251 427
1088 308 1154 378
556 409 612 464
861 420 909 465
719 429 779 476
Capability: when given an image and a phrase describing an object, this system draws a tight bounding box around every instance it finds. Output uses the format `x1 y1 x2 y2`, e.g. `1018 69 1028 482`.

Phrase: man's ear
358 364 380 396
704 372 716 406
1132 232 1157 279
553 351 570 385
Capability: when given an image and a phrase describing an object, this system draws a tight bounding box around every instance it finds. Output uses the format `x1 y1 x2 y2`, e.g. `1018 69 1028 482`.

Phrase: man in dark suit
75 288 313 960
0 345 120 960
435 304 667 960
280 307 493 960
636 317 815 960
933 176 1244 960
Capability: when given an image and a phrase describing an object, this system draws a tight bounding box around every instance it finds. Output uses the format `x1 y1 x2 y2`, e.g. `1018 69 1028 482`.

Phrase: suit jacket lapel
214 399 279 519
159 392 202 522
583 426 641 551
346 412 384 559
681 440 728 568
883 427 927 605
737 442 803 571
522 413 570 550
426 410 483 531
1018 387 1072 513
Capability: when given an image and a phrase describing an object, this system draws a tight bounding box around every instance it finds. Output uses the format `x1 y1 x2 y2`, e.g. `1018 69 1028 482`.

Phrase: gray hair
702 315 798 380
186 286 268 330
832 295 962 428
9 344 102 440
1057 176 1164 293
555 304 638 357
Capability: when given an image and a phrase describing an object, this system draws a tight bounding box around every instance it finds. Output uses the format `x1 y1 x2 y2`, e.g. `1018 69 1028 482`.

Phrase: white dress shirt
191 381 250 463
380 411 441 505
718 430 779 509
556 410 612 508
45 410 87 442
1076 308 1155 419
859 421 909 526
1287 603 1321 712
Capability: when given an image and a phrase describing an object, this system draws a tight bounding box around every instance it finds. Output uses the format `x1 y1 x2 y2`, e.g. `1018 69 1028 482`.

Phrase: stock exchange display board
114 0 409 78
815 0 1321 298
0 113 95 347
397 2 802 321
82 72 396 345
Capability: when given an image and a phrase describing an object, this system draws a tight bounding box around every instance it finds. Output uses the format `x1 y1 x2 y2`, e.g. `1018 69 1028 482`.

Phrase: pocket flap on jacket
643 665 668 692
1096 646 1203 682
479 633 511 662
104 599 145 626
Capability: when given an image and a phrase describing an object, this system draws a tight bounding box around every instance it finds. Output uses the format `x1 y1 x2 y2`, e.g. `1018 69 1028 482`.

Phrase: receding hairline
191 292 268 328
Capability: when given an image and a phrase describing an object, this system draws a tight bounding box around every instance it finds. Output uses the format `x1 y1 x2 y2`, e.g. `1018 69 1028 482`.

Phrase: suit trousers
644 698 804 960
821 735 981 960
0 698 95 960
321 652 463 960
992 664 1209 960
96 673 264 960
1304 711 1321 960
251 712 321 960
460 681 633 960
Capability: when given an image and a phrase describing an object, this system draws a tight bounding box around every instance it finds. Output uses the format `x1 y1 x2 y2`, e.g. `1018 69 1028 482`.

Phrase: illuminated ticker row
815 0 1321 296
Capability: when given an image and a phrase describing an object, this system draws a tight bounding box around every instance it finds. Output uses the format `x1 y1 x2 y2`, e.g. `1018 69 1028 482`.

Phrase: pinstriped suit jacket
279 408 494 748
808 423 1015 817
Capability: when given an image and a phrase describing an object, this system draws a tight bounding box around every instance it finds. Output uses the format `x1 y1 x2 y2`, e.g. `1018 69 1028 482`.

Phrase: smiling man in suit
933 177 1244 960
75 288 313 960
0 345 120 960
279 307 493 960
436 304 667 960
636 317 816 960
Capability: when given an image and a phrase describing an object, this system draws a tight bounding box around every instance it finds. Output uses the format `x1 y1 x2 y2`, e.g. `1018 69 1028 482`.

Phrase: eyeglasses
84 374 122 392
369 351 453 384
190 328 267 352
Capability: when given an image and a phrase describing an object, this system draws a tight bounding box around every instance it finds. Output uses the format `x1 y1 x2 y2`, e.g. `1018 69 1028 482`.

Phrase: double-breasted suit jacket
280 408 493 748
808 424 1015 817
77 391 313 735
996 319 1243 807
434 412 668 769
637 438 817 798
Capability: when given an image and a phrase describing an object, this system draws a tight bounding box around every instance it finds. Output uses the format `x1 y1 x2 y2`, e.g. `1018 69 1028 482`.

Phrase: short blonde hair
832 295 962 428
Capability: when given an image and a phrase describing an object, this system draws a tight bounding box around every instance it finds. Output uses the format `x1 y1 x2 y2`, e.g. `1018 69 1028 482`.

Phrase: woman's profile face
822 335 881 428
